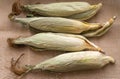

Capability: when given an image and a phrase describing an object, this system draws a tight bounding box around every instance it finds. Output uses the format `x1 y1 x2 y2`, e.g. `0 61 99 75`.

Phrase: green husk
7 33 103 52
11 51 115 78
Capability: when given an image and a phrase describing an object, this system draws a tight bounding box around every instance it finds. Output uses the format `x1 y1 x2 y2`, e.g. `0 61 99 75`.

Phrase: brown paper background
0 0 120 79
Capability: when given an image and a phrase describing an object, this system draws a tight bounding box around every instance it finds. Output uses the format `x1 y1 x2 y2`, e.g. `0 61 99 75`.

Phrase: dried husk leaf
7 33 103 52
81 16 116 37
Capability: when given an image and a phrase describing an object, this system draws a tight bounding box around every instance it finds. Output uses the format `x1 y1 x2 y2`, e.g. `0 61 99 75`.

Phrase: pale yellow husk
22 2 102 20
33 51 115 72
12 33 102 52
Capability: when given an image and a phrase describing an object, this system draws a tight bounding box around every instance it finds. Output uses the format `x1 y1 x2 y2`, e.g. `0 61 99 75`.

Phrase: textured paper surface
0 0 120 79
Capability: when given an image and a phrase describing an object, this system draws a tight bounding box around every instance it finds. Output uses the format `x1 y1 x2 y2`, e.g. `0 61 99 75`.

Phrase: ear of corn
7 33 103 52
13 16 116 37
22 2 91 17
22 2 102 20
33 51 114 72
13 17 101 34
10 51 114 78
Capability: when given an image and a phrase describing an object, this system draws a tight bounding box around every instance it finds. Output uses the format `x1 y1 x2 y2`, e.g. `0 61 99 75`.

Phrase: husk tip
110 58 115 64
96 47 105 54
113 16 117 20
100 50 105 54
98 3 103 7
108 16 117 25
106 56 115 64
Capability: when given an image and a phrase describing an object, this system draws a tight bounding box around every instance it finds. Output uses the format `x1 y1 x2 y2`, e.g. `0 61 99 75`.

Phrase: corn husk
7 33 103 52
12 16 116 37
22 2 90 16
21 2 102 20
13 17 102 34
33 51 114 72
11 51 115 77
9 1 102 20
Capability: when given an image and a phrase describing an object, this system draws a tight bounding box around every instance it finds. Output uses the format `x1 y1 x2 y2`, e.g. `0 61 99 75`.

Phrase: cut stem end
7 38 25 48
11 53 27 75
